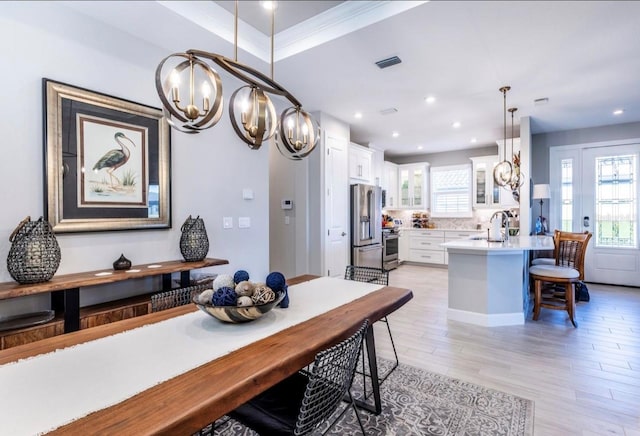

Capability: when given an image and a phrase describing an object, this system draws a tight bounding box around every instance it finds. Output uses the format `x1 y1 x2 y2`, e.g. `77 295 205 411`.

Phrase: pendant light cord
270 5 274 80
234 0 238 62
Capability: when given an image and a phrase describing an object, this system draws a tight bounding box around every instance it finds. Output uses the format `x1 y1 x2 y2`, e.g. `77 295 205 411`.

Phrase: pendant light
507 107 524 190
493 86 513 187
154 0 318 158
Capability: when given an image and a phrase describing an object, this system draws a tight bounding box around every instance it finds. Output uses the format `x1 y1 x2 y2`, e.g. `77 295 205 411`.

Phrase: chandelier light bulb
170 70 180 87
201 81 211 97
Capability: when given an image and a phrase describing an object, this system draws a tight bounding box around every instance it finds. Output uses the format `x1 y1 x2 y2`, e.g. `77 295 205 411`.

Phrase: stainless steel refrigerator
351 183 383 269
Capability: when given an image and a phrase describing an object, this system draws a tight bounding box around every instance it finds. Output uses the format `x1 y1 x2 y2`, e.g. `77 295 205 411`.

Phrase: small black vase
113 254 132 270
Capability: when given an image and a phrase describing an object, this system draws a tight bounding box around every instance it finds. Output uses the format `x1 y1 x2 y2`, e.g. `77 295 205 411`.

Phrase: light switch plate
223 217 233 229
238 217 251 228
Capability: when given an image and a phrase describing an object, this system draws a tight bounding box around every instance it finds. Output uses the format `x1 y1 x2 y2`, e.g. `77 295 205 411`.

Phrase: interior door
582 144 640 285
325 134 349 277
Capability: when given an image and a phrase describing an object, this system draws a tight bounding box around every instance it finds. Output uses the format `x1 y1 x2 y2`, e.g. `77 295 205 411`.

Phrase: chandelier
507 106 523 191
154 1 318 160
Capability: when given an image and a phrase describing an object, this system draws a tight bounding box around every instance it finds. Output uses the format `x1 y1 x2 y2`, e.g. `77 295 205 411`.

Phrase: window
430 164 472 217
560 158 573 231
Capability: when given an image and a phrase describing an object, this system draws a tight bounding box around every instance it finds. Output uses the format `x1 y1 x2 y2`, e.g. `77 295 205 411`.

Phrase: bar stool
529 231 591 327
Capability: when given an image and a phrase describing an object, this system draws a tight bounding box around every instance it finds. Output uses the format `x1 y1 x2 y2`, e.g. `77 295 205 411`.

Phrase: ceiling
62 1 640 158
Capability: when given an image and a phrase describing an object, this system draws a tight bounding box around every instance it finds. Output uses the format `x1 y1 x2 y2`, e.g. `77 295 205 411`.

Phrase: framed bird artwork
43 79 171 233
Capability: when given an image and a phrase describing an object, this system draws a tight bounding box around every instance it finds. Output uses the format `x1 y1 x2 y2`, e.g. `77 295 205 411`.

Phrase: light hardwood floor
372 264 640 436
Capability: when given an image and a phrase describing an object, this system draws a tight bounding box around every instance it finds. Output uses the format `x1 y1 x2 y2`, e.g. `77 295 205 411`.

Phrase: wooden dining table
0 275 413 435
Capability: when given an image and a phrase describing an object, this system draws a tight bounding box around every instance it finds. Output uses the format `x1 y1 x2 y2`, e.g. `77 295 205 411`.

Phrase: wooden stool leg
566 282 577 328
533 279 542 321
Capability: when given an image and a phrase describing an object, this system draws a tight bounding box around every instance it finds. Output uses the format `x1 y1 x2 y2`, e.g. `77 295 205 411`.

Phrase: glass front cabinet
399 163 429 208
470 156 501 208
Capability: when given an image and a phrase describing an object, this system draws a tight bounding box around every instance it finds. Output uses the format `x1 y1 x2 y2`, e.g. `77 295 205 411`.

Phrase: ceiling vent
375 56 402 69
379 108 398 115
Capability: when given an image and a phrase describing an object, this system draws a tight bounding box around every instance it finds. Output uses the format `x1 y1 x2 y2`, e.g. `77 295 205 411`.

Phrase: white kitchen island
441 235 554 326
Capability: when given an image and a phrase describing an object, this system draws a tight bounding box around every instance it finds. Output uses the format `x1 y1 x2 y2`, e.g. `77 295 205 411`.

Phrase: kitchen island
441 235 554 326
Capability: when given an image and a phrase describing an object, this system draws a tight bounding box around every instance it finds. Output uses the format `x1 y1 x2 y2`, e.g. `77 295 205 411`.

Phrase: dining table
0 274 413 435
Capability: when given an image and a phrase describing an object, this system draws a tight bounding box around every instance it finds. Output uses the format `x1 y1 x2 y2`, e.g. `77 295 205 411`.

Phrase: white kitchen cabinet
470 156 501 209
470 155 519 209
407 229 445 264
382 161 398 209
349 143 372 184
398 163 429 209
370 147 384 187
398 230 409 263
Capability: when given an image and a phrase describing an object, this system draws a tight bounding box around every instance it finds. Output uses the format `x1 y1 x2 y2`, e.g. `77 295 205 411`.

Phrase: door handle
341 232 346 236
583 216 590 227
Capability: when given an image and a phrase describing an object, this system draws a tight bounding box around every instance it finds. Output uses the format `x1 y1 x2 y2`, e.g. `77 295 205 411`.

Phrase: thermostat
281 199 293 210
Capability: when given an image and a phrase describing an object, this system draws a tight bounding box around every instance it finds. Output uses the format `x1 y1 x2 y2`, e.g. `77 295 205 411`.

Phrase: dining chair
344 265 398 393
529 231 592 327
228 320 368 435
150 284 206 312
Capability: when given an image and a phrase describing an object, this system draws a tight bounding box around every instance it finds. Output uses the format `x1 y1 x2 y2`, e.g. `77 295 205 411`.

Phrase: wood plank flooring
371 264 640 436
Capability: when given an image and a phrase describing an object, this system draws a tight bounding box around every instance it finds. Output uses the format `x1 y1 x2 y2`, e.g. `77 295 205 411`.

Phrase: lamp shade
532 184 551 200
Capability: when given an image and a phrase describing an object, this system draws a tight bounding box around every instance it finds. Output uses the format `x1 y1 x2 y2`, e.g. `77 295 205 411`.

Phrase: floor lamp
532 184 551 234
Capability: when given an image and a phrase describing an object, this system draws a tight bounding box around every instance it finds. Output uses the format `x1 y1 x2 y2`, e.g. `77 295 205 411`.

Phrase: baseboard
447 308 524 326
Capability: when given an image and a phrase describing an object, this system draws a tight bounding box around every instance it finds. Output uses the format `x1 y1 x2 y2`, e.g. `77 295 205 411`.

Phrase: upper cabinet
370 147 384 187
470 155 518 209
382 161 398 209
470 156 501 208
349 143 372 184
398 163 429 209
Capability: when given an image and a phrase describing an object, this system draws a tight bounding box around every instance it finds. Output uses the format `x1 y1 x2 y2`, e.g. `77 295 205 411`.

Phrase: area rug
204 360 534 436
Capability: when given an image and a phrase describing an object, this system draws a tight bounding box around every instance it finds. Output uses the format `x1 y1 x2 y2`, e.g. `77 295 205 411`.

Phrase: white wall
0 3 270 314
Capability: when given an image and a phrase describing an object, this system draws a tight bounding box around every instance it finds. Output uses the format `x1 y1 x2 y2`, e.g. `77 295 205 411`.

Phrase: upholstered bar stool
529 231 592 327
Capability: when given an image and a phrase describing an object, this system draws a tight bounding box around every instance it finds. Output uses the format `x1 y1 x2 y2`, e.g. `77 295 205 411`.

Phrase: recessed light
452 121 461 129
425 96 436 104
417 145 423 150
261 1 277 10
613 109 624 115
392 131 400 138
354 112 362 119
470 137 477 143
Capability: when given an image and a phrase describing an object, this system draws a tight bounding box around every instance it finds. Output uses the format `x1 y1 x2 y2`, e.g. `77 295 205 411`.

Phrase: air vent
379 108 398 116
534 97 549 106
375 56 402 69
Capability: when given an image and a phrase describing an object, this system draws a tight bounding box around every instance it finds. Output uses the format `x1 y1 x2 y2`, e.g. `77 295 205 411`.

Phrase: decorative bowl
509 227 520 236
193 291 285 323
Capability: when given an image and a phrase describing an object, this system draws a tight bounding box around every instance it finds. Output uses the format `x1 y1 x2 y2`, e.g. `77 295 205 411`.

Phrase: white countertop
441 235 554 253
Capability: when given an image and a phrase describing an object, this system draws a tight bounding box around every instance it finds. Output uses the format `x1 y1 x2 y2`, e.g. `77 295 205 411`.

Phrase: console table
0 258 228 335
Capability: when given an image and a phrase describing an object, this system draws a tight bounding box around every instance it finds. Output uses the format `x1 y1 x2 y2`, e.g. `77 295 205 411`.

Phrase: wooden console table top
0 258 228 300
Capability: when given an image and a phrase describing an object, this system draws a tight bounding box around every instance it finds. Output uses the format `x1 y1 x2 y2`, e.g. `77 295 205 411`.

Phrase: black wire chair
228 320 368 435
150 284 208 312
344 265 398 397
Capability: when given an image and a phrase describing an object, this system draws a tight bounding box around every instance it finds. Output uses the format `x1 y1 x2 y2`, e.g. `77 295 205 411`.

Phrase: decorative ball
252 285 276 305
235 280 255 297
212 274 235 291
197 288 214 305
234 270 250 284
212 286 237 306
237 296 253 307
266 272 286 292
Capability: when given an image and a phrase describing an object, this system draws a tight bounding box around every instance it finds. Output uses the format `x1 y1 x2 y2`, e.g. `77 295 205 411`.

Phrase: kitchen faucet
490 211 510 241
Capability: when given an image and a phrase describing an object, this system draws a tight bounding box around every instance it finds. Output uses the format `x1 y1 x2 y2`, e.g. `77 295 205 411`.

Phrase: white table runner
0 277 382 435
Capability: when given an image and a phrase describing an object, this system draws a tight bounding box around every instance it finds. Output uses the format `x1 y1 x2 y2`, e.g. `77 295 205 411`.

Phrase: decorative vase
180 215 209 262
7 216 61 284
113 254 132 270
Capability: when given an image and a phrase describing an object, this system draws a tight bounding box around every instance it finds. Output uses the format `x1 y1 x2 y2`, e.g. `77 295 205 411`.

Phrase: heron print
79 115 147 207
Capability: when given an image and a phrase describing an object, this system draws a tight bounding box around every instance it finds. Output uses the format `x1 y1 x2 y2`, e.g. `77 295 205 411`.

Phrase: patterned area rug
204 360 534 436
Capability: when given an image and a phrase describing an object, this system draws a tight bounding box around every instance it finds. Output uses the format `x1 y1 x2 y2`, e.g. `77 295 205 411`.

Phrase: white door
550 143 640 286
582 144 640 285
325 134 349 277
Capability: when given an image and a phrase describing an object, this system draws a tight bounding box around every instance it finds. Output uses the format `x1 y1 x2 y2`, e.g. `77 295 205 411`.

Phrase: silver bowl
193 291 284 323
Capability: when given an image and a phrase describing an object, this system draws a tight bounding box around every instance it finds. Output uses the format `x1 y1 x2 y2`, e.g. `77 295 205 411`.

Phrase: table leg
52 288 80 333
353 325 382 415
162 273 172 291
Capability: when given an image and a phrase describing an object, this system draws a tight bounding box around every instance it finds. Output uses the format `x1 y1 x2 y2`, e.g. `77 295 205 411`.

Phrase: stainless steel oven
382 230 399 270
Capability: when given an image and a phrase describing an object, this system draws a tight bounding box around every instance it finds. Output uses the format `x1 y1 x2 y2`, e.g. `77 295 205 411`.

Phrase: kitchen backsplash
384 208 519 230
